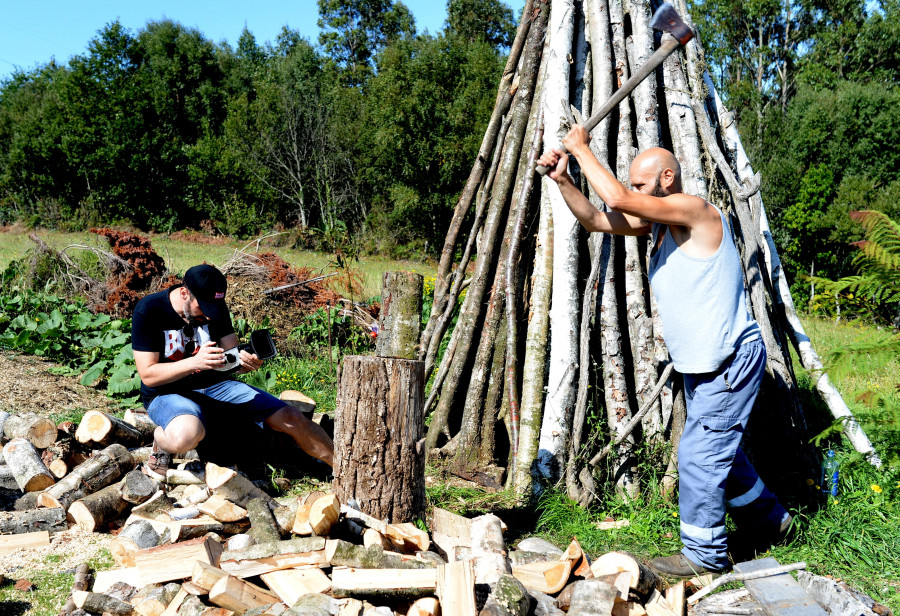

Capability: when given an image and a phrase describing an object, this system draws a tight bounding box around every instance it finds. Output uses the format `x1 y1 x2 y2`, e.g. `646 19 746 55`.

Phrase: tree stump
333 356 425 523
375 271 423 360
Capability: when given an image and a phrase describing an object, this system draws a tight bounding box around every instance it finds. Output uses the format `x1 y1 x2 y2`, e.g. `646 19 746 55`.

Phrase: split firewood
192 562 230 592
177 485 212 508
270 497 297 536
362 529 390 550
406 597 440 616
436 560 476 616
60 563 92 616
200 609 236 616
643 589 678 616
75 410 144 448
259 569 332 604
567 579 617 616
511 559 572 595
71 590 134 615
3 437 54 492
38 443 133 509
68 479 130 531
243 603 287 616
199 495 248 523
430 507 471 560
209 574 280 615
132 491 175 518
278 390 316 414
290 593 334 616
335 598 364 616
166 468 207 485
130 447 152 464
590 552 661 597
178 595 207 616
509 551 557 567
471 514 510 587
124 409 158 442
132 536 224 586
308 493 339 536
561 538 592 578
218 536 327 578
4 413 57 449
686 561 807 605
0 507 66 534
246 497 281 544
665 581 685 616
515 538 563 559
121 470 159 505
159 588 190 616
206 463 274 508
526 589 565 616
291 491 325 536
480 574 532 616
611 602 647 616
181 582 208 596
331 567 438 599
225 534 255 552
325 539 428 570
41 437 74 478
340 505 430 552
109 520 160 567
134 583 182 616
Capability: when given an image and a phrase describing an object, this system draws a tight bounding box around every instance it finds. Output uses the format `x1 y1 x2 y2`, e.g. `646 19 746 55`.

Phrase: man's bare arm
538 149 651 236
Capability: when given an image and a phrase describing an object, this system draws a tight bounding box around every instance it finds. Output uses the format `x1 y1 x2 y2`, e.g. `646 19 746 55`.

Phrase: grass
0 228 436 299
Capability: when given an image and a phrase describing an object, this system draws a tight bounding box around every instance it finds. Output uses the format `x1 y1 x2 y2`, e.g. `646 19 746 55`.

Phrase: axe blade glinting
650 2 694 46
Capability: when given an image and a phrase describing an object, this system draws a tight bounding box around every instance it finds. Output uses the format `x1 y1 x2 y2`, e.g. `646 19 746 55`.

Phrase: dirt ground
0 351 116 586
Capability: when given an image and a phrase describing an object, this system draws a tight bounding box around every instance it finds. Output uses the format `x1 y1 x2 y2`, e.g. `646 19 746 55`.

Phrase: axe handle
536 33 684 176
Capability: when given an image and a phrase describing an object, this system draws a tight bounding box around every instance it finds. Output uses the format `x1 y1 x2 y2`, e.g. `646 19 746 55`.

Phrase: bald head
630 147 682 195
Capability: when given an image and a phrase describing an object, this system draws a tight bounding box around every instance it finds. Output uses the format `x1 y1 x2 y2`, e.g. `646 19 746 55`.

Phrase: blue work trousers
678 337 788 570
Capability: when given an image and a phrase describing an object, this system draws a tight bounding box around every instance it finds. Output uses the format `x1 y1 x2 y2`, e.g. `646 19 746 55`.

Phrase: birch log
3 438 54 492
537 0 580 481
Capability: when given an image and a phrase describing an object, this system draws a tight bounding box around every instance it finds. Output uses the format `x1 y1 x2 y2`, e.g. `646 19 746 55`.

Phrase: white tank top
648 207 760 373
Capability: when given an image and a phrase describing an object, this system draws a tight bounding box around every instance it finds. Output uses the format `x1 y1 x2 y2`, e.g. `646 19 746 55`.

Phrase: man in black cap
131 264 334 479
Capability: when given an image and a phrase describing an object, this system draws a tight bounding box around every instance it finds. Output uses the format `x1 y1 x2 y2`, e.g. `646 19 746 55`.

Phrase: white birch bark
537 0 581 480
624 0 662 441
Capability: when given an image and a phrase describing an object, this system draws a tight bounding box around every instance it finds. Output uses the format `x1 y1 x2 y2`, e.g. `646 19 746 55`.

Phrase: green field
0 227 437 299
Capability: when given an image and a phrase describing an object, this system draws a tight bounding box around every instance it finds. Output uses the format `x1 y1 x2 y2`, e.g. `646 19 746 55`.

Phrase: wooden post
375 271 423 360
333 356 426 523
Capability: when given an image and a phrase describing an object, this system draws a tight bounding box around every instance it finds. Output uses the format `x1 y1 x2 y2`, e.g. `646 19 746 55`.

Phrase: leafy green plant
0 291 140 402
288 307 374 358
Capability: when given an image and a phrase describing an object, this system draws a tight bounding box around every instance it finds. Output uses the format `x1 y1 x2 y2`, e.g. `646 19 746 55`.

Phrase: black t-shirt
131 285 235 406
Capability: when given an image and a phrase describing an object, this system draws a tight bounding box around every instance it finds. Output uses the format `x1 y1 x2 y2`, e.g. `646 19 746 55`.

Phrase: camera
214 329 278 372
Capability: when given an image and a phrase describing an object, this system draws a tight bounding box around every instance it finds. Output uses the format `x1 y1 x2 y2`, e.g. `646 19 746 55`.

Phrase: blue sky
0 0 484 80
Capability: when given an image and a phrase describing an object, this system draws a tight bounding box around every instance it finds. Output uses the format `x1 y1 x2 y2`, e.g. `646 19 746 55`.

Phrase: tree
317 0 416 85
445 0 516 49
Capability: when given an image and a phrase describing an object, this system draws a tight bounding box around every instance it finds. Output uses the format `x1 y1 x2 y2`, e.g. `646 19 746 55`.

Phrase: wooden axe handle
536 33 684 176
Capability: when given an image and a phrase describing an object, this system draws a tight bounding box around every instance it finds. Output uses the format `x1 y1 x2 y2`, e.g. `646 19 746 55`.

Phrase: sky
0 0 461 80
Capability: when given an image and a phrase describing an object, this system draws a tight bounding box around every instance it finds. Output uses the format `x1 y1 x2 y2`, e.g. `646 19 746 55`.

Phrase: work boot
648 553 726 578
143 441 172 481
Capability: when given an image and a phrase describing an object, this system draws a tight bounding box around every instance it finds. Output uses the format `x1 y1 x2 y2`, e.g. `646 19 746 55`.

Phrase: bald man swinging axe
537 5 792 578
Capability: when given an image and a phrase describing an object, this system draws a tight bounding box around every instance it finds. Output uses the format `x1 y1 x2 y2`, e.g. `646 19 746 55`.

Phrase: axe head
650 3 694 46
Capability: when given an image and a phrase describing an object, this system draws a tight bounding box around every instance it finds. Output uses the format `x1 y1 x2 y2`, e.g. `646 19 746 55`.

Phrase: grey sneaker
143 442 172 481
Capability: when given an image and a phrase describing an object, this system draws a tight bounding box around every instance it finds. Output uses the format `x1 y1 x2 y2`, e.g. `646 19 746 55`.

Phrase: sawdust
0 526 110 578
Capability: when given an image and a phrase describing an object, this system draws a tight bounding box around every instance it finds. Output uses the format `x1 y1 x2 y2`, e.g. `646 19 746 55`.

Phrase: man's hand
536 148 572 183
238 349 263 373
561 124 591 158
192 341 226 370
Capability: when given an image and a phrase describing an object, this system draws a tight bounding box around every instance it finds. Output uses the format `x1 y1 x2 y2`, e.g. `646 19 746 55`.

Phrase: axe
536 2 693 176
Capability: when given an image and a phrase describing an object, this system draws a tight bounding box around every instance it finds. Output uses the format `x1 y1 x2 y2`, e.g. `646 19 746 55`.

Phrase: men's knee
266 406 310 432
163 417 205 452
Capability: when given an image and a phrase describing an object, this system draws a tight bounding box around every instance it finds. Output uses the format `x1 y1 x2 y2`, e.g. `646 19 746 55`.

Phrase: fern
814 211 900 323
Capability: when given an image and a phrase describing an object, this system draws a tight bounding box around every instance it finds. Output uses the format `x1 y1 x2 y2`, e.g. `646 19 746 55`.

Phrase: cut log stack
66 492 708 616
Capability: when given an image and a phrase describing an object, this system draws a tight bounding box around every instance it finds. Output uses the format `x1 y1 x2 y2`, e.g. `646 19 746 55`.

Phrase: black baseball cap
183 264 228 321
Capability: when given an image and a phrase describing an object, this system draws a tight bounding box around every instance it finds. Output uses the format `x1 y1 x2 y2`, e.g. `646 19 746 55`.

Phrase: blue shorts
146 380 286 430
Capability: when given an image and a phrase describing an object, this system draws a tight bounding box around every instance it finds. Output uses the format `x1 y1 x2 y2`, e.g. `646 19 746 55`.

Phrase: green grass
0 549 114 616
0 228 436 299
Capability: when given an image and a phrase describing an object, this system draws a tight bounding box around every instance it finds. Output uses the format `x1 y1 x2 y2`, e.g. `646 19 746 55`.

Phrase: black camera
215 329 278 372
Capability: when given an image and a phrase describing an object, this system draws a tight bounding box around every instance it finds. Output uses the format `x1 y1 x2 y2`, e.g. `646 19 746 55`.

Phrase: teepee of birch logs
418 0 881 506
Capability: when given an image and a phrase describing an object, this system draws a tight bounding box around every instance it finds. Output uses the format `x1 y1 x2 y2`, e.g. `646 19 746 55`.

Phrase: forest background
1 0 899 313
